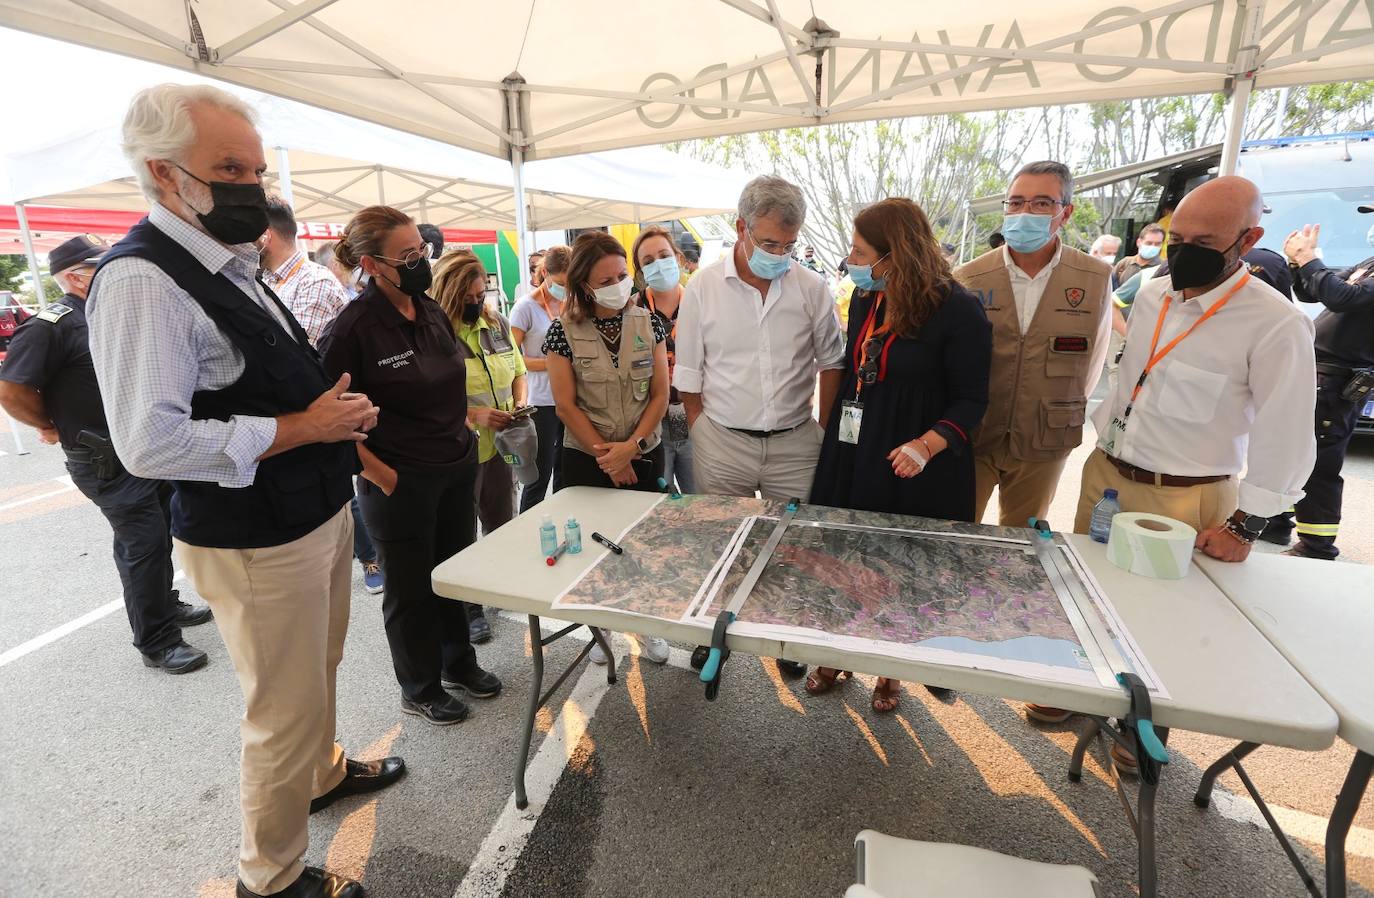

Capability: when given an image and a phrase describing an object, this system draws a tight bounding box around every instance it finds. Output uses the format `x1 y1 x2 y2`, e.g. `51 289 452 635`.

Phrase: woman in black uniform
807 197 992 713
320 206 501 727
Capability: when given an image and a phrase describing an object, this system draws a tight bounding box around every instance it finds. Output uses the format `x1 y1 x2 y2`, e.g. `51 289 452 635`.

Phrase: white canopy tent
3 0 1371 273
5 95 751 231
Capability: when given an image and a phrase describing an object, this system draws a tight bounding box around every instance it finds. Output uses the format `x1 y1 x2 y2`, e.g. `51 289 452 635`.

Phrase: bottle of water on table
565 517 582 554
1089 488 1121 543
539 514 558 557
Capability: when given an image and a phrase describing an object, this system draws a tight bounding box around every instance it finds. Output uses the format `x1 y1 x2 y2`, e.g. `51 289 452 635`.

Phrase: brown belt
1107 454 1229 487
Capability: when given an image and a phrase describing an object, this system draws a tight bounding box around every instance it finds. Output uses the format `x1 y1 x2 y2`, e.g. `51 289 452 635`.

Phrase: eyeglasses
858 336 884 385
374 245 433 270
1002 197 1065 214
748 228 799 256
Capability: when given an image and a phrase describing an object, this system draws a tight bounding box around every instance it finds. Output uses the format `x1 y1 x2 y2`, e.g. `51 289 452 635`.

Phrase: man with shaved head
1083 175 1316 559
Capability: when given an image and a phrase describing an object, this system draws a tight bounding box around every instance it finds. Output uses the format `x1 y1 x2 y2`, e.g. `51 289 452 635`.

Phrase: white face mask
592 276 633 310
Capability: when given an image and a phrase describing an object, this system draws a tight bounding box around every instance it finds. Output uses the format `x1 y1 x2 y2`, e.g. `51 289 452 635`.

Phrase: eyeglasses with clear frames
375 244 434 270
748 227 799 256
1002 197 1065 215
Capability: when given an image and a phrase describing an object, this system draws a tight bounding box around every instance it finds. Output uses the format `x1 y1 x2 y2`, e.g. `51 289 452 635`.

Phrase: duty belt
1315 361 1354 378
1107 454 1229 488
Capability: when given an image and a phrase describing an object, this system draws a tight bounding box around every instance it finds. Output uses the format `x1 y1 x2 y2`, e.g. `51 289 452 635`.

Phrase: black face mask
461 301 482 324
175 165 269 245
377 257 433 298
1168 232 1247 292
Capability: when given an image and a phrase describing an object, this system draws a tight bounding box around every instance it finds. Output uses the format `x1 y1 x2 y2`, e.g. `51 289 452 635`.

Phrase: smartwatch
635 436 651 454
1226 509 1267 542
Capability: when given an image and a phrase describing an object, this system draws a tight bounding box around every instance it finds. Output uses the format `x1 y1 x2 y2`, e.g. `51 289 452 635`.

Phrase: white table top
1197 552 1374 754
433 487 1336 751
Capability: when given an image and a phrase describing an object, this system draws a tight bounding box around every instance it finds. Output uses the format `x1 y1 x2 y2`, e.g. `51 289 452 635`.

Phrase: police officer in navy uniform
0 235 212 671
1263 207 1374 558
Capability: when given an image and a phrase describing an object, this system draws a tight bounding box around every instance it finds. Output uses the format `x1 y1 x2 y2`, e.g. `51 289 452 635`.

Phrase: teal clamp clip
656 476 682 500
1117 671 1169 784
700 498 800 701
1028 517 1054 540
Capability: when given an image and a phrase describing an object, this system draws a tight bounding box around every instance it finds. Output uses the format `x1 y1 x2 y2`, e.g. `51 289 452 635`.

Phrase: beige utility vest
561 305 662 455
955 245 1109 462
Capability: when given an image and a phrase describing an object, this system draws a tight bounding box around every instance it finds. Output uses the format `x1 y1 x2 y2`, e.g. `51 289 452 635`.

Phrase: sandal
871 677 901 713
805 666 852 695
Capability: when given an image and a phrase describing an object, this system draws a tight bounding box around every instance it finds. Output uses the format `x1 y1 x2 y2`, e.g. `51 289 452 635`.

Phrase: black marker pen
591 532 623 555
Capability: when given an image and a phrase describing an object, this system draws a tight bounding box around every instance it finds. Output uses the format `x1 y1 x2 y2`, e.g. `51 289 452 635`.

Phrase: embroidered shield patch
1064 287 1085 307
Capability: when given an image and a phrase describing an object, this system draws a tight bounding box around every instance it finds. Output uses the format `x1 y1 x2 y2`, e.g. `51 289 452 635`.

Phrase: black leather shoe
174 598 214 627
142 641 208 674
775 658 807 678
690 645 710 671
1258 526 1292 546
441 666 502 698
401 693 470 725
468 610 493 645
236 866 364 898
310 756 406 814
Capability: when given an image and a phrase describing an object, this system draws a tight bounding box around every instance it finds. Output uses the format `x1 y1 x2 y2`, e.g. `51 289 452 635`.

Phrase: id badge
839 401 863 444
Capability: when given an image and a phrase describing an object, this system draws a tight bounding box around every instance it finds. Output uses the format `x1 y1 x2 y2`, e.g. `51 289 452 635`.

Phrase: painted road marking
0 569 185 669
0 476 75 513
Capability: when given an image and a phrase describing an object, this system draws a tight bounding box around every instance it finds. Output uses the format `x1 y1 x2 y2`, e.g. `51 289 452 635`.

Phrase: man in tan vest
955 160 1112 529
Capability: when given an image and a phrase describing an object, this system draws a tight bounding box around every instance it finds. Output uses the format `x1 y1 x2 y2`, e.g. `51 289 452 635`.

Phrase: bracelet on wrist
1223 520 1257 544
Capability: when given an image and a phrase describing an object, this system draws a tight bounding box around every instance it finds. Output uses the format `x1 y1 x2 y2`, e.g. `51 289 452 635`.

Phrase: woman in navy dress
807 197 992 713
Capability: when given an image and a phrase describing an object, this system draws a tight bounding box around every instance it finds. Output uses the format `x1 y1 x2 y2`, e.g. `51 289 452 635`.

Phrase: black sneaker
441 666 502 698
401 693 470 726
173 598 213 627
142 641 208 674
468 610 493 645
775 659 807 678
690 645 710 671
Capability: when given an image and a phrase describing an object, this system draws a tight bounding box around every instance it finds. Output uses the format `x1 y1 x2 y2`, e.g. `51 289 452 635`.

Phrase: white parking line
0 476 76 513
1210 782 1374 859
0 569 186 669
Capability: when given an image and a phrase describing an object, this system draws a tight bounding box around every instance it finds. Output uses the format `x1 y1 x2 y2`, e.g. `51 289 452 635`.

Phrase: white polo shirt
673 250 845 432
1092 265 1317 517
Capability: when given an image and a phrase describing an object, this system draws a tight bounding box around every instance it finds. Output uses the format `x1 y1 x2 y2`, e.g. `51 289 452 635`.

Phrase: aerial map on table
553 495 1163 694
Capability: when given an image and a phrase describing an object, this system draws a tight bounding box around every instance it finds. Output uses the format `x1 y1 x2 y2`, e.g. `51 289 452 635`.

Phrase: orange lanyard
644 286 681 342
533 284 560 322
276 253 306 285
1125 273 1248 416
852 291 896 400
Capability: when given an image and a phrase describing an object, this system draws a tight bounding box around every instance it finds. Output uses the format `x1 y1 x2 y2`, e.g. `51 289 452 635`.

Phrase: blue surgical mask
641 257 681 292
849 254 888 291
1139 243 1161 260
1001 213 1055 254
547 281 566 301
746 245 792 280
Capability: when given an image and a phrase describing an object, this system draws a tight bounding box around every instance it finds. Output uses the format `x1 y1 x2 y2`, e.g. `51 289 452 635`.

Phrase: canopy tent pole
275 146 295 205
1219 0 1266 176
503 74 531 297
14 202 47 310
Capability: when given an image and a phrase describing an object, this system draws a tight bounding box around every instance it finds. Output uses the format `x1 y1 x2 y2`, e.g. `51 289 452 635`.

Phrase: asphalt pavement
2 408 1371 898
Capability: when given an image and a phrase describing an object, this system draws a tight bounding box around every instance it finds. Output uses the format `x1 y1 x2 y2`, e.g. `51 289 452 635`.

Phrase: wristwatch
1225 509 1267 543
635 436 652 454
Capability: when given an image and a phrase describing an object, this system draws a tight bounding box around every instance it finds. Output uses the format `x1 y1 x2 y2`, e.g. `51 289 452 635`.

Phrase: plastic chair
846 829 1102 898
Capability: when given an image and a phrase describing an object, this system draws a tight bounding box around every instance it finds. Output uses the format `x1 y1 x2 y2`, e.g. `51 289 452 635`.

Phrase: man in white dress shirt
1081 175 1317 562
674 175 846 503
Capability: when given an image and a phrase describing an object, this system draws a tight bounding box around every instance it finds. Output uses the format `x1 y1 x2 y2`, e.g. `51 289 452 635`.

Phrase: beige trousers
1072 448 1238 534
176 506 353 894
973 439 1070 528
690 414 825 501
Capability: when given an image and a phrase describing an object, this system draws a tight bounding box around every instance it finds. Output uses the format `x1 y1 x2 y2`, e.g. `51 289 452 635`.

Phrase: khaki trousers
176 506 353 894
973 439 1070 528
1072 448 1238 534
690 414 825 501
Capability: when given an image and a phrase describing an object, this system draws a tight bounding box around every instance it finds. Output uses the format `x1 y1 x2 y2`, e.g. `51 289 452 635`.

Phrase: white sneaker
641 636 670 665
589 640 608 665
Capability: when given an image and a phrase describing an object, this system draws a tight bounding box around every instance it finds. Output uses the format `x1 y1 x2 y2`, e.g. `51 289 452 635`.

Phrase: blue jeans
662 433 696 494
351 494 376 563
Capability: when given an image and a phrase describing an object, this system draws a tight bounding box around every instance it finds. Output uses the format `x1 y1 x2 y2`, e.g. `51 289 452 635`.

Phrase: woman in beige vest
543 231 672 665
543 231 670 490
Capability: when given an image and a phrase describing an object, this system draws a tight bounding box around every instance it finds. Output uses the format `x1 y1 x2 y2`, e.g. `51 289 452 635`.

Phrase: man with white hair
88 84 400 898
1089 233 1122 265
674 174 846 676
0 234 213 673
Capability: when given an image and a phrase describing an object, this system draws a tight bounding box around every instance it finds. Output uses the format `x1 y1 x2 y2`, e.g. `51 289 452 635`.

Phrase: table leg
1194 741 1261 809
590 626 617 685
1136 726 1170 898
514 614 545 811
1326 750 1374 898
1067 716 1100 782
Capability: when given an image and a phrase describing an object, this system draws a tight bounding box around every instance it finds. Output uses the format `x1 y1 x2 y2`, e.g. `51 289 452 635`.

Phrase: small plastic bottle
1089 488 1121 544
565 517 582 554
539 514 559 557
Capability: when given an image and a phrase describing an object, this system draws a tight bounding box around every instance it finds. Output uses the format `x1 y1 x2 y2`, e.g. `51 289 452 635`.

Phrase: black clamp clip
1117 671 1170 785
699 611 734 702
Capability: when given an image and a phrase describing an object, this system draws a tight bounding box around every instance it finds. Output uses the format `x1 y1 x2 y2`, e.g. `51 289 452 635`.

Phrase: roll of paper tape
1106 512 1197 579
